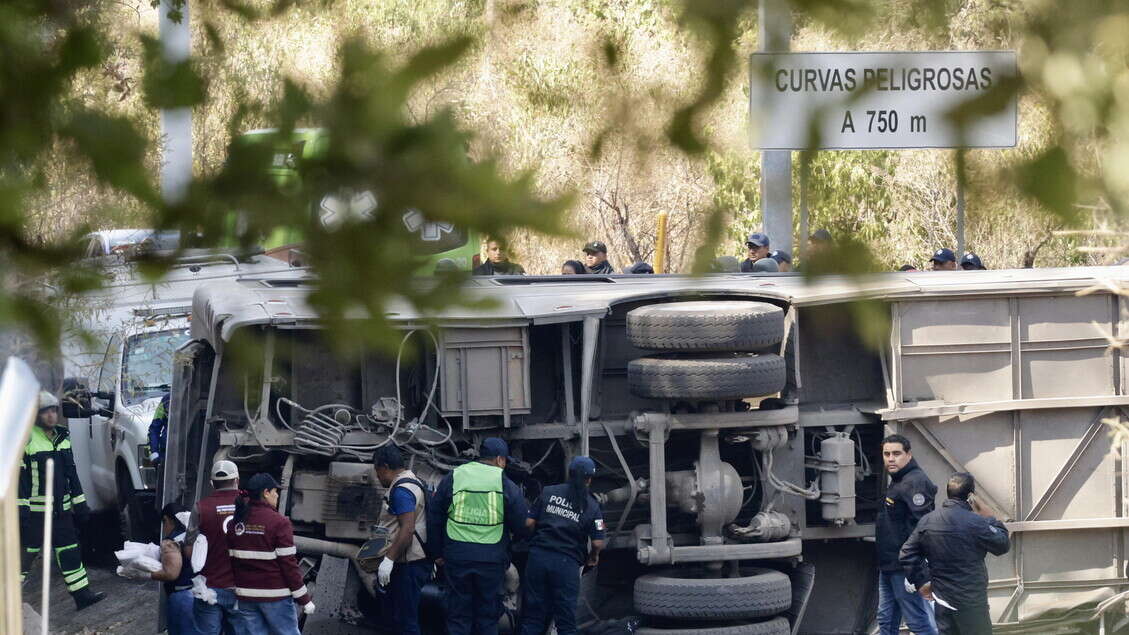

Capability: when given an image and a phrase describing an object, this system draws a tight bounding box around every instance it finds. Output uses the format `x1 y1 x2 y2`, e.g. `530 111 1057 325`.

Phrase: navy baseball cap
769 249 792 265
746 232 770 248
582 241 607 254
247 472 281 492
372 444 405 468
480 437 512 460
960 252 985 270
930 248 956 263
569 456 596 477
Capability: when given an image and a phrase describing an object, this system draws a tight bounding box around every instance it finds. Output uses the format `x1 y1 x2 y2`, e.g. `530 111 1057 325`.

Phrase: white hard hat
210 460 238 481
38 391 60 411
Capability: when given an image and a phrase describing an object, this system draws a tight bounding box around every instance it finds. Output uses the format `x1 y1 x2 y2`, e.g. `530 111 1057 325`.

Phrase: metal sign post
758 0 793 256
159 0 192 204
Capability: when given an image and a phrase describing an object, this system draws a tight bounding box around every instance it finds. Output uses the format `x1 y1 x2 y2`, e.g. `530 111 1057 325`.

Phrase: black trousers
20 510 90 593
936 603 993 635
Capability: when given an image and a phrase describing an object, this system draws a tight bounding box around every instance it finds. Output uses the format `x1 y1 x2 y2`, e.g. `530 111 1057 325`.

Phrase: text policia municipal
775 66 995 93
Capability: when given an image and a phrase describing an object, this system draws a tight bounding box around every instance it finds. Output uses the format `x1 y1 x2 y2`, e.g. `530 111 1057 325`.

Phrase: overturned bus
162 266 1129 634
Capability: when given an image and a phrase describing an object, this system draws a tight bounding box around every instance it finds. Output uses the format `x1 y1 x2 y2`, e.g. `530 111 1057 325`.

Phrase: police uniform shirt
527 484 606 565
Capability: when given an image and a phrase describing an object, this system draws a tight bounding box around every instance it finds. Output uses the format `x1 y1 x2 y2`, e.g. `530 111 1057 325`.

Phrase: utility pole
159 0 192 204
759 0 792 255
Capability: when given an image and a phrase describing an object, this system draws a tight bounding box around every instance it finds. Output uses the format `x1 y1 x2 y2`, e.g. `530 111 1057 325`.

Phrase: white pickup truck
57 246 299 543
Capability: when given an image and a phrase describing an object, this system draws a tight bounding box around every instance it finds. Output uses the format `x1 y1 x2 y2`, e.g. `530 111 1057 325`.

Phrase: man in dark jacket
900 472 1011 635
428 438 529 635
876 434 938 635
473 239 526 276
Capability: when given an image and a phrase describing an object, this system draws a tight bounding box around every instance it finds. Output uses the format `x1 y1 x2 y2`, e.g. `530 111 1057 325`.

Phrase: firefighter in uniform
428 438 529 635
519 456 606 635
19 391 105 610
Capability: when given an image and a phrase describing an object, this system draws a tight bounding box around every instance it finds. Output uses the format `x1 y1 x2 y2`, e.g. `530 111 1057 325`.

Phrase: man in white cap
190 459 242 633
19 391 105 610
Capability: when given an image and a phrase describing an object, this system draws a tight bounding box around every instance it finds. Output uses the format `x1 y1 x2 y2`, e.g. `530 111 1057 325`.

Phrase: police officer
372 444 431 635
474 239 526 276
519 456 606 635
960 253 987 270
19 391 105 610
876 434 938 635
930 248 958 271
770 249 793 272
428 438 529 635
900 473 1011 635
740 233 771 272
581 242 615 274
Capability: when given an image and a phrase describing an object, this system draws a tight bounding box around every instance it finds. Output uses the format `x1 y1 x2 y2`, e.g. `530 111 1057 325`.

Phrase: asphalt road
21 562 158 634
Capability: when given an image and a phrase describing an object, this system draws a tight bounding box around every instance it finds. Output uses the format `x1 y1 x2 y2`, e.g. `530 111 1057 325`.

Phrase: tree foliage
3 0 1129 353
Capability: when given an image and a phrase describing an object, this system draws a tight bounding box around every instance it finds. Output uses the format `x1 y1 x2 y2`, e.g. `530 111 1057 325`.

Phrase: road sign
749 51 1017 150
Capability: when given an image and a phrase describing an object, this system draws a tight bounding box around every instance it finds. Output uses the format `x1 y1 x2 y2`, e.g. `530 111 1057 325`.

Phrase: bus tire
628 354 785 400
636 617 791 635
627 301 784 352
634 567 792 620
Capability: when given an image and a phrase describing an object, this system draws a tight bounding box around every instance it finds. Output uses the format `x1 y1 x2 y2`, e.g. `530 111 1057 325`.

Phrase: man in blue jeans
876 434 938 635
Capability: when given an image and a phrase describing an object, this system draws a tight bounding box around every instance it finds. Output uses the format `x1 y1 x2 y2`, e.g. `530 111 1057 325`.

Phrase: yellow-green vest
446 461 504 544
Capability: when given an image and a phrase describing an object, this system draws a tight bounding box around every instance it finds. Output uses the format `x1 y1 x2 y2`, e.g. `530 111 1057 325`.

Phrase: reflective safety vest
447 461 504 544
19 425 86 514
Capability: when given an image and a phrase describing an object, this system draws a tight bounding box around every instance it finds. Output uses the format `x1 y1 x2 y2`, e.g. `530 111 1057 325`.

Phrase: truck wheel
117 471 152 543
634 567 792 620
628 354 785 400
627 301 784 352
636 617 790 635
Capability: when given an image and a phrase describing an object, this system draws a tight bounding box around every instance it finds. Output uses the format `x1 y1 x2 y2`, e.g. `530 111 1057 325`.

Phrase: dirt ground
21 562 158 634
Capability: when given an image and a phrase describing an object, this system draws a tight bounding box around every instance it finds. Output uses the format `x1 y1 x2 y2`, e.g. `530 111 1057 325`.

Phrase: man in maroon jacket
190 460 242 634
227 473 314 634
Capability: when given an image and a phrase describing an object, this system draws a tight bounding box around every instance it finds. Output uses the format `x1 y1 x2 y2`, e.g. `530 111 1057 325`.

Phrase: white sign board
749 51 1017 150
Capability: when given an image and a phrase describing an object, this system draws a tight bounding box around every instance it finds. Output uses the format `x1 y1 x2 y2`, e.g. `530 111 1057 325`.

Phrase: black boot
72 587 105 611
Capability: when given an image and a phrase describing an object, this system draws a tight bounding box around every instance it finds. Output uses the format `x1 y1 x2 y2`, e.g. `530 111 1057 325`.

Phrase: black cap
930 248 956 264
626 262 654 274
246 472 281 492
769 249 792 265
480 437 512 461
745 232 770 248
582 241 607 254
372 444 405 469
959 252 986 270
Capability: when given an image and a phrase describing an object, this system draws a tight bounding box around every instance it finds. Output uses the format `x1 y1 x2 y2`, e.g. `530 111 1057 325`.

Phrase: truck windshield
121 329 192 406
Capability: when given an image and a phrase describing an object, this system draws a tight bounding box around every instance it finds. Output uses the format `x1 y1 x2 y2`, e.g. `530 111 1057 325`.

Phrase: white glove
378 557 394 587
903 579 917 594
116 565 151 581
191 575 218 605
303 601 316 615
150 452 160 462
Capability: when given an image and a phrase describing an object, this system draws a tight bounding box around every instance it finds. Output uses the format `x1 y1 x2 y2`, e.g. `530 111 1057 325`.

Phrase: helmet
38 391 60 411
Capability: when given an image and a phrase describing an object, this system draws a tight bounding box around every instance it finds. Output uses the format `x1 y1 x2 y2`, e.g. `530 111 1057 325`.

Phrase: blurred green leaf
1017 148 1081 224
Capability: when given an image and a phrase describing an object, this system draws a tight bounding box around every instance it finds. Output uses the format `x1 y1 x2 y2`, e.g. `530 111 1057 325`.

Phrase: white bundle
115 541 163 573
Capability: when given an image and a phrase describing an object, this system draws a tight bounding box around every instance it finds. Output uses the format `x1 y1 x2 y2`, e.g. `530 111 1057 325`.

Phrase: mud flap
785 561 816 635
